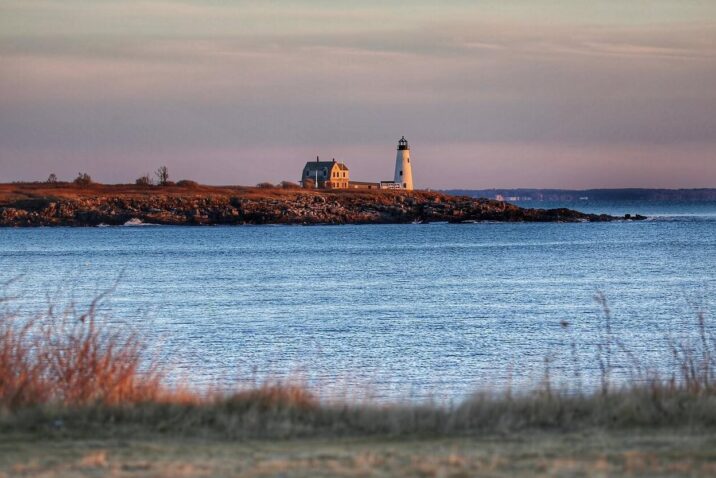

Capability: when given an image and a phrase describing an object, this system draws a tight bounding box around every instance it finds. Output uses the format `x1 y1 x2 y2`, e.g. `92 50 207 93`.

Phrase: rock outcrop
0 184 642 227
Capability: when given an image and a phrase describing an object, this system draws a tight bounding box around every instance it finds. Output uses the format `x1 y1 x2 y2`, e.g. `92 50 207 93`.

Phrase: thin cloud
0 1 715 187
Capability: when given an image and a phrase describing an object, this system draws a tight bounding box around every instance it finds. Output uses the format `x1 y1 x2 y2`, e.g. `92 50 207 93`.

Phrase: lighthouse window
400 171 403 176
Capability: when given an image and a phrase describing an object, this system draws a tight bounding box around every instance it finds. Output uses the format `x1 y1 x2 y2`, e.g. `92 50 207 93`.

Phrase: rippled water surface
2 201 716 399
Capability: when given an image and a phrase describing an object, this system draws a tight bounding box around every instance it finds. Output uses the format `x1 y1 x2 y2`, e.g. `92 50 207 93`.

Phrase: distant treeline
446 188 716 202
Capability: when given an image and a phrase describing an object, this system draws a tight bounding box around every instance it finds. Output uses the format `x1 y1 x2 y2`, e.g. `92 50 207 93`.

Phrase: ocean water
2 200 716 400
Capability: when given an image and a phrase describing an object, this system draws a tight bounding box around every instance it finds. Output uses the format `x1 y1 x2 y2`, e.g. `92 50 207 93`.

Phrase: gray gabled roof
303 161 349 172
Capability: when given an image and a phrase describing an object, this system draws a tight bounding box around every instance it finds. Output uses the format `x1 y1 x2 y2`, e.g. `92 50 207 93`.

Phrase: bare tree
155 166 169 186
46 173 58 184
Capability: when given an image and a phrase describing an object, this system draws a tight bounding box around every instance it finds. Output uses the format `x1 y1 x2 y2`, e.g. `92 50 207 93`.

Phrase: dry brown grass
0 294 165 409
0 181 438 203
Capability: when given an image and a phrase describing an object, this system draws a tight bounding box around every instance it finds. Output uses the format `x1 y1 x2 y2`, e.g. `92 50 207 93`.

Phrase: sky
0 0 715 189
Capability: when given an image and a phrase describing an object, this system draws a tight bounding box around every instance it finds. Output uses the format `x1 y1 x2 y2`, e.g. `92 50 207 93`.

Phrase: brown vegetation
0 181 414 202
0 296 164 409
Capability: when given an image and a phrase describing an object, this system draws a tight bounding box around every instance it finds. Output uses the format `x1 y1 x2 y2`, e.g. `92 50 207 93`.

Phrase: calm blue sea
2 201 716 400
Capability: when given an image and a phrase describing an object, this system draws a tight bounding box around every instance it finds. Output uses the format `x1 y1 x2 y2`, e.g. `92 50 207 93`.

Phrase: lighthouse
393 136 414 190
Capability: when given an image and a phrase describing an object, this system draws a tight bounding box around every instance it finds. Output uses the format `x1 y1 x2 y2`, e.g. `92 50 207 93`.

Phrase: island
0 182 643 227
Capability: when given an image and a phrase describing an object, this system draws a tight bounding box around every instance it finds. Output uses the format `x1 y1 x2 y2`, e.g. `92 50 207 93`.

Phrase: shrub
280 181 301 189
176 180 199 188
135 175 153 186
302 178 315 189
73 172 93 186
256 182 274 189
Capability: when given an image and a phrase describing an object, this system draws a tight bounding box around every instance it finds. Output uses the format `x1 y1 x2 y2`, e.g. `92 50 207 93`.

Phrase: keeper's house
301 157 350 189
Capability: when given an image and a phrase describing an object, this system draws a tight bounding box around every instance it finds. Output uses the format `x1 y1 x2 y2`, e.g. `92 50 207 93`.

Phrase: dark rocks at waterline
0 190 640 227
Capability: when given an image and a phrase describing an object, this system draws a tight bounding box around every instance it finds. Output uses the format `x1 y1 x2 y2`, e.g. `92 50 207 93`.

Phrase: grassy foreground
2 292 716 476
3 431 716 477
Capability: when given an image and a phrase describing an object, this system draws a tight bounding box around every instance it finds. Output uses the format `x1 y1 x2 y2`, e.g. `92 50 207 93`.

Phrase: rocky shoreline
0 184 643 227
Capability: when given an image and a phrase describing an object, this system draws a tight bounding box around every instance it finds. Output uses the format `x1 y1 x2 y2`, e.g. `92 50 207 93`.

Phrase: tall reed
0 294 165 409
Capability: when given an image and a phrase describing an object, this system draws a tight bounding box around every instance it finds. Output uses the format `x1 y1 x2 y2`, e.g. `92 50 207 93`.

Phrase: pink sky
1 1 715 188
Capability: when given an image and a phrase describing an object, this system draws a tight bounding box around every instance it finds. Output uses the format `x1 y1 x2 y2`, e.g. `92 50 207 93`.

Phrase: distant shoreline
445 188 716 202
0 182 635 227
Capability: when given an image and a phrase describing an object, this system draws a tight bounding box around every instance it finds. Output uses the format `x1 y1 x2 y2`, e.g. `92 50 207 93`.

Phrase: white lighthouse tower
393 136 414 190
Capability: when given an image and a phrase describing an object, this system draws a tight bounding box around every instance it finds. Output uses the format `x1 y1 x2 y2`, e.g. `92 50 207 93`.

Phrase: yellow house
301 157 350 189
